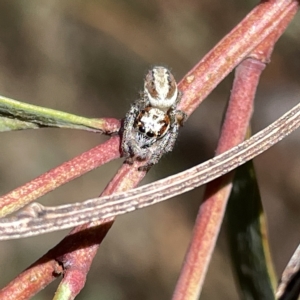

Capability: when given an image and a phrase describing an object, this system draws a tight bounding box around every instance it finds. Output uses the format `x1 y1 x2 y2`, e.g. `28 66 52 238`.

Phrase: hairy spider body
121 66 186 171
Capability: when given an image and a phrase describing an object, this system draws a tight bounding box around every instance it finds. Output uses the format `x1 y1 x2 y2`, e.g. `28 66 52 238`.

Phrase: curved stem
0 136 121 217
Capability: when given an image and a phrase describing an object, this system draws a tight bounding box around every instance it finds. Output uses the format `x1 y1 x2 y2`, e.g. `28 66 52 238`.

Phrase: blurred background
0 1 299 299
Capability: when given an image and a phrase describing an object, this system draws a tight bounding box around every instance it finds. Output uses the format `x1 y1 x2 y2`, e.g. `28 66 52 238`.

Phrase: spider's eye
139 126 145 133
147 131 155 138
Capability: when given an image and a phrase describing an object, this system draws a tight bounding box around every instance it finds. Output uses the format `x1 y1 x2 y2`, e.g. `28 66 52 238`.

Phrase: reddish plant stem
0 136 121 217
54 162 146 299
0 162 146 299
178 0 296 116
94 117 120 134
172 3 299 299
173 58 263 300
0 257 63 300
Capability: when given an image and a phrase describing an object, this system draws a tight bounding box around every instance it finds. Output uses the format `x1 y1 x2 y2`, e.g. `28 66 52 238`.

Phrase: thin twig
276 244 300 300
177 0 297 116
53 161 147 299
0 100 300 240
0 161 147 299
0 95 120 133
0 136 121 217
172 55 261 299
172 2 298 298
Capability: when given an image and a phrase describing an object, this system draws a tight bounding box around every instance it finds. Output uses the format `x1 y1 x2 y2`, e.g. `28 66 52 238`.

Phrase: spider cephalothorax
135 107 170 141
121 66 186 171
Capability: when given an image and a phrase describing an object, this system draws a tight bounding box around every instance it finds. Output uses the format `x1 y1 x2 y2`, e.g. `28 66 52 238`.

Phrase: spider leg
128 139 149 160
164 122 180 153
169 107 187 126
138 128 175 171
138 109 186 171
123 138 148 165
121 100 144 157
174 90 183 107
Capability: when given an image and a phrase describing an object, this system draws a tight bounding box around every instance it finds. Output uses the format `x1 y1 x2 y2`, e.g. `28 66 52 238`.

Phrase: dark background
0 1 300 299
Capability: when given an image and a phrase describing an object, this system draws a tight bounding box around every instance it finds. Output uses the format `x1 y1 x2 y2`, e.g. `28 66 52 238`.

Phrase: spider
121 66 186 171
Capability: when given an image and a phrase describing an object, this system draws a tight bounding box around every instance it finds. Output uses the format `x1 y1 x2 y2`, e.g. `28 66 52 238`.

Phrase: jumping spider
121 66 186 171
